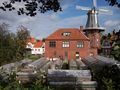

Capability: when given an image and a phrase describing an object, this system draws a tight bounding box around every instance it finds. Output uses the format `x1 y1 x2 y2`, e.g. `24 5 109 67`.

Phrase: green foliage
101 29 120 61
15 26 30 60
0 72 54 90
0 23 30 65
91 65 120 90
27 55 40 61
102 78 115 90
111 40 120 61
0 67 54 90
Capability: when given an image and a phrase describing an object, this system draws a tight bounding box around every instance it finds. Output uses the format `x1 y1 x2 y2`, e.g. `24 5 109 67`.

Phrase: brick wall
45 40 91 60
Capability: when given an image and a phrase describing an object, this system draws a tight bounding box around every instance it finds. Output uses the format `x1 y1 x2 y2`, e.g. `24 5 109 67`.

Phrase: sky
0 0 120 39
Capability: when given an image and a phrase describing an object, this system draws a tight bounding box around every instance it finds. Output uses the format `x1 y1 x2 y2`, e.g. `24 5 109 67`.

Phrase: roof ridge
46 28 90 40
80 30 90 40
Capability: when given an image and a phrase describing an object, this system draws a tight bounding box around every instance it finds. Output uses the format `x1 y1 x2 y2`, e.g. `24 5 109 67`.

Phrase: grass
27 54 41 61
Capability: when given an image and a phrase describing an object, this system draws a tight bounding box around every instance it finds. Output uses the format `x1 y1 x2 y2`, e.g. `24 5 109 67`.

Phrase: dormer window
62 32 71 36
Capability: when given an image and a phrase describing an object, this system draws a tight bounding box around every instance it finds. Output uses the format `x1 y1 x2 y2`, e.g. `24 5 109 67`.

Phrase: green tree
0 23 30 65
92 65 120 90
0 23 16 65
111 40 120 61
15 25 30 60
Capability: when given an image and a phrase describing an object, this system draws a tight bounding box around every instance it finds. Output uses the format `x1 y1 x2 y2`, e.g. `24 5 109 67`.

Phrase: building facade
26 37 45 55
45 28 98 60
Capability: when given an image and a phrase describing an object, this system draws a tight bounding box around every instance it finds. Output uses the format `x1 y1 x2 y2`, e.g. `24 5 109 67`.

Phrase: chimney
80 26 84 32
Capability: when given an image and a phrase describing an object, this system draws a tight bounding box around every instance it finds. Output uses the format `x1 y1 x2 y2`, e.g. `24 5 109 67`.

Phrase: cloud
18 14 86 39
59 0 77 10
103 20 120 33
0 0 120 39
49 14 60 21
97 6 120 33
104 20 120 27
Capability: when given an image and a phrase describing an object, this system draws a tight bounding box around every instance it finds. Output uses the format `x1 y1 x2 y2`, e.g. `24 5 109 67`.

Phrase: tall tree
0 23 16 65
0 23 30 65
15 25 30 60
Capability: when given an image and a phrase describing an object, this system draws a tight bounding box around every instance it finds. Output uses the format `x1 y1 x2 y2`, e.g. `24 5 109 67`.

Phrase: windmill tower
76 0 111 50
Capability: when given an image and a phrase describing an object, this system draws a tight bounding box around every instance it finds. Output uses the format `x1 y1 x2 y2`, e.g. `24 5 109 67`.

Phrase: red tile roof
34 40 43 48
28 37 36 44
27 37 43 48
46 28 89 40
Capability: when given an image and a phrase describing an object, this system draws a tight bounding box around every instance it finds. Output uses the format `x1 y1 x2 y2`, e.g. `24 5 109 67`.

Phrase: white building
26 37 45 55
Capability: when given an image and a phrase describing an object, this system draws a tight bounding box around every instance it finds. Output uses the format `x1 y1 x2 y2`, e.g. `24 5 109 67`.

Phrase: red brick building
45 28 98 60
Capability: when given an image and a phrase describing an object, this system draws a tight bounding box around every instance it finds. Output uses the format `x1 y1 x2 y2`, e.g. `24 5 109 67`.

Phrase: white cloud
49 14 60 21
59 0 76 10
103 20 120 33
18 17 35 23
0 0 120 39
104 20 120 27
18 14 87 39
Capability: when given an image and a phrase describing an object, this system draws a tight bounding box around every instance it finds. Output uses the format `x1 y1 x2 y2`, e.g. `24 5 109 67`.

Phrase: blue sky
0 0 120 39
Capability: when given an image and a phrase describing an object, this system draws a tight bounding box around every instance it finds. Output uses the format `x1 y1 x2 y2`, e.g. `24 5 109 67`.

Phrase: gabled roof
34 40 43 48
46 28 89 40
28 37 36 44
27 37 43 48
102 39 111 49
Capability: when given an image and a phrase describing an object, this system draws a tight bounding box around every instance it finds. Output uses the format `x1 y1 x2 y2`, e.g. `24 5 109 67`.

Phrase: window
27 44 31 48
64 51 68 59
76 52 79 59
49 41 56 48
62 32 71 36
62 41 69 47
77 41 84 48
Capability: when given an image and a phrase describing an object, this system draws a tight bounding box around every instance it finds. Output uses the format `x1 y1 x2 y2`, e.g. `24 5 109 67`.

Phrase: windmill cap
83 27 105 31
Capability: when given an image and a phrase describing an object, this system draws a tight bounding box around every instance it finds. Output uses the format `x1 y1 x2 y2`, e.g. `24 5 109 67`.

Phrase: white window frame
62 32 71 36
77 41 84 48
62 41 69 48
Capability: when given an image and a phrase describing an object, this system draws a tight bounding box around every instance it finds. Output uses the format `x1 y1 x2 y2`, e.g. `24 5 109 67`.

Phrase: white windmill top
76 0 112 31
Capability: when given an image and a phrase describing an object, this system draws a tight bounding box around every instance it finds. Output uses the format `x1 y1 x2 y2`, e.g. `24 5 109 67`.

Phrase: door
64 51 68 60
76 52 79 59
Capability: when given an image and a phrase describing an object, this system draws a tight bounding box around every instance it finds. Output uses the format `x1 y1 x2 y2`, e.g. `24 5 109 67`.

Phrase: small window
63 41 69 48
27 44 31 48
49 41 56 48
62 32 71 36
76 52 79 59
77 41 84 48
